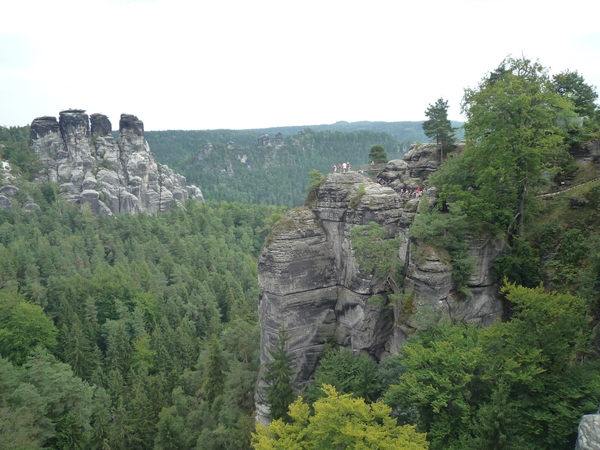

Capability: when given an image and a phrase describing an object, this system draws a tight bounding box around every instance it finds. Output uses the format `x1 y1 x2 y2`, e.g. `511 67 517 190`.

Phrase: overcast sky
1 0 599 131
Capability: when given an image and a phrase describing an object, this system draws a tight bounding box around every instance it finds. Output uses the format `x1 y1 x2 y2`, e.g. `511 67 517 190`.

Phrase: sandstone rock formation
25 110 203 215
255 152 505 423
576 410 600 450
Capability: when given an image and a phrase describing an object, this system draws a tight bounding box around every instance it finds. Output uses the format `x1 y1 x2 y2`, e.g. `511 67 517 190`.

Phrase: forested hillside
145 124 423 207
0 191 284 449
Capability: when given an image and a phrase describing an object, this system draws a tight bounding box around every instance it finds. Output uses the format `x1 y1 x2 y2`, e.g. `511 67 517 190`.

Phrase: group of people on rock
333 162 352 173
399 187 426 199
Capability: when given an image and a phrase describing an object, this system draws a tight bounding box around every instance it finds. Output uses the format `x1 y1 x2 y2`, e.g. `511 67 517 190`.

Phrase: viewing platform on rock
338 163 387 180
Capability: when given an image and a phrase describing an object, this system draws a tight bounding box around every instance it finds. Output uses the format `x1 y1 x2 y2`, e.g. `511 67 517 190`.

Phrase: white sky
1 0 599 131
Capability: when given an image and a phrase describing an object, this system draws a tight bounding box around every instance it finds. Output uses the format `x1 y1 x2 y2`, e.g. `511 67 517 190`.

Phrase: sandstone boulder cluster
255 143 504 423
2 109 203 215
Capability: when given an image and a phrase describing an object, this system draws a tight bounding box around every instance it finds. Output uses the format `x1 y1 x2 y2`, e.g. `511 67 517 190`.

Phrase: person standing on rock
333 164 337 173
342 162 347 173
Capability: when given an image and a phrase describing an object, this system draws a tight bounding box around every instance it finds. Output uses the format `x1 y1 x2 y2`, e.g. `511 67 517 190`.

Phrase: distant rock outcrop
26 109 203 215
254 148 505 423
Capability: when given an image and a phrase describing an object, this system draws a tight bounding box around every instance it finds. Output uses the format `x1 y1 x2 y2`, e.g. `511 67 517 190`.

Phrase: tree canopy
432 56 576 238
252 384 428 450
368 144 388 163
422 98 456 163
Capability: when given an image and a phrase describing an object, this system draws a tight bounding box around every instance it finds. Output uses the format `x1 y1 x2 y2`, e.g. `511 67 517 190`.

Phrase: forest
0 184 285 449
145 125 418 207
1 55 600 449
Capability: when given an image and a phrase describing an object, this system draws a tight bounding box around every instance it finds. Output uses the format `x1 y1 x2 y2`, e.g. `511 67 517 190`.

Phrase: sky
1 0 599 131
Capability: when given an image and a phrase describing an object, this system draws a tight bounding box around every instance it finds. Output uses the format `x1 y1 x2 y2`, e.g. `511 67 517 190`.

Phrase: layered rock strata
255 159 505 423
27 110 203 215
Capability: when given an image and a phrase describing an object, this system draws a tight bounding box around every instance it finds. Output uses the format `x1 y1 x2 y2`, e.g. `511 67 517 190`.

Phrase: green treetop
203 334 225 408
384 284 600 450
422 97 456 163
264 326 295 422
253 384 428 450
552 69 598 118
369 144 388 164
433 56 576 238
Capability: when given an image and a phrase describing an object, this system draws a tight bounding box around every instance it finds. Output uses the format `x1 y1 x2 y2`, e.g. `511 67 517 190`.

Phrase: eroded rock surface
26 110 203 215
576 411 600 450
255 169 505 423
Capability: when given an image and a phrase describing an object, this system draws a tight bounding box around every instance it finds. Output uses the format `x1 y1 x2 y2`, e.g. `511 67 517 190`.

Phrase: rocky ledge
3 109 203 215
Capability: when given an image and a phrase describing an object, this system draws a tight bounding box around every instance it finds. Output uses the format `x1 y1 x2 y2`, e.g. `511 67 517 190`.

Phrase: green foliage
385 284 600 450
433 56 576 239
0 200 278 448
264 326 295 422
552 69 598 119
348 183 366 209
203 334 225 408
384 323 484 449
252 384 429 450
369 144 388 163
307 348 380 404
492 236 541 287
0 125 40 181
551 69 600 149
422 98 456 163
350 221 403 294
0 291 57 365
410 199 474 297
303 169 325 207
16 348 94 449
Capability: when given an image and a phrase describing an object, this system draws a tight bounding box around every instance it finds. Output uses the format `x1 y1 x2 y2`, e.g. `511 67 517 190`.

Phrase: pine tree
264 326 295 422
368 145 388 163
203 335 225 408
64 320 95 380
422 97 456 163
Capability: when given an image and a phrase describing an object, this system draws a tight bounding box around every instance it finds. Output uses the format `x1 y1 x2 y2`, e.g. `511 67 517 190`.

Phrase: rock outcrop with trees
16 109 204 215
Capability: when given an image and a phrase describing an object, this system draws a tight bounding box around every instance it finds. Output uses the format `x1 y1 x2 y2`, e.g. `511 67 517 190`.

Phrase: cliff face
27 110 203 215
255 144 504 423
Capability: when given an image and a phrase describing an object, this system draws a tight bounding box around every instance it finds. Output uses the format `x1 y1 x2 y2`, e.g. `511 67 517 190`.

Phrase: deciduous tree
434 56 576 239
253 385 428 450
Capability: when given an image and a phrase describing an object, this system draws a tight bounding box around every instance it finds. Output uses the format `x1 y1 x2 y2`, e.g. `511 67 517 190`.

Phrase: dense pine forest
2 55 600 449
0 186 284 448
